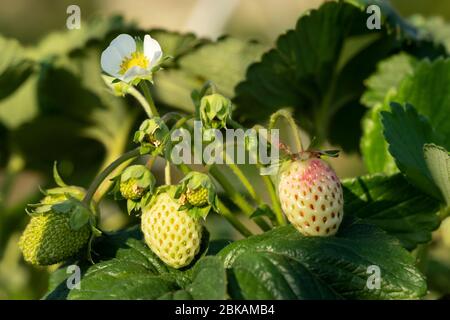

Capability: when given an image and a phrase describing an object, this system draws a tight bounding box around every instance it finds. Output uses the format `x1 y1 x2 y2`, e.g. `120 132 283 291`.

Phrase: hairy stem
269 109 303 153
261 173 286 226
138 81 159 117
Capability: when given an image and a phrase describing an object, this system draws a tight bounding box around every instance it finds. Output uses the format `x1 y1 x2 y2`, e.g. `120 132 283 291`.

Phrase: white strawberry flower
100 34 163 84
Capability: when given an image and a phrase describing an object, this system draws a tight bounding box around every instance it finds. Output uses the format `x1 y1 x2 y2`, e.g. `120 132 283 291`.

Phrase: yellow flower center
119 52 149 75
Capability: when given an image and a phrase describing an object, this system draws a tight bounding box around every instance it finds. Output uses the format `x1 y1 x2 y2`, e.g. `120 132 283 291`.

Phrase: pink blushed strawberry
277 155 344 236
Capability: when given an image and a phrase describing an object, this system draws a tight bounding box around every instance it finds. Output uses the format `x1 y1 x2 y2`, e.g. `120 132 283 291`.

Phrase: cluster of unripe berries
19 92 344 269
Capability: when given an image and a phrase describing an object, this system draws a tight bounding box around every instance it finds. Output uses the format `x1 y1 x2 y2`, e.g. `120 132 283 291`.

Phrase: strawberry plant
0 0 449 300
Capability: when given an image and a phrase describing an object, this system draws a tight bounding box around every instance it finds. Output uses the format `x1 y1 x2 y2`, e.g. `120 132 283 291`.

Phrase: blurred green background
1 0 450 300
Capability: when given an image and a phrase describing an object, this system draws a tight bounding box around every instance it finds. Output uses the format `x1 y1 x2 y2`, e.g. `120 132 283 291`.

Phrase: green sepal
51 200 75 214
51 196 93 231
127 199 141 215
142 185 176 211
186 205 212 220
26 184 86 217
53 162 68 187
318 149 340 158
69 205 91 231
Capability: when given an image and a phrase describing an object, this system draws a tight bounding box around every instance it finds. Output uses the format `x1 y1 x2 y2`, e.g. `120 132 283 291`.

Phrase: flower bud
199 93 232 129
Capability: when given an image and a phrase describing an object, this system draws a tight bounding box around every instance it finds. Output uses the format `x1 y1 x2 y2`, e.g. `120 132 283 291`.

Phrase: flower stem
83 148 141 205
227 121 284 225
127 86 153 119
260 172 286 226
165 161 172 185
138 81 159 117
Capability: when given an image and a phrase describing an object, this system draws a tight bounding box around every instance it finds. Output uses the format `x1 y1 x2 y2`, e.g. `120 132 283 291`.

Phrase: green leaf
154 37 266 112
234 1 429 151
51 201 74 214
183 256 227 300
0 36 34 101
410 15 450 53
361 100 398 174
393 58 450 148
424 144 450 206
361 58 450 174
342 173 440 249
45 227 225 300
381 103 443 200
150 30 206 63
219 219 426 299
27 16 132 60
361 53 417 108
0 74 38 129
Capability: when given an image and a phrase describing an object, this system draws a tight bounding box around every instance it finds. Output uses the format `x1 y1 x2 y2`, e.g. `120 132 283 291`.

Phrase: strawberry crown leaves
110 165 156 205
141 185 175 211
53 161 68 187
120 165 156 189
50 194 94 231
186 205 212 220
26 185 86 217
174 172 218 212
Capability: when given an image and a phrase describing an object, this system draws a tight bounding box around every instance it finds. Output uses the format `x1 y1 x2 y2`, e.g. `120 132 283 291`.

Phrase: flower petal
143 34 163 68
100 46 124 78
123 66 149 83
110 34 136 58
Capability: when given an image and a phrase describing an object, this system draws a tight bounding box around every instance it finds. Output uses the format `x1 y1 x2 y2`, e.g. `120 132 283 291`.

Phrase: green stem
261 173 286 226
178 163 191 175
216 199 253 237
222 120 262 203
208 165 271 231
83 148 141 205
165 161 172 185
138 81 159 117
127 86 153 119
227 121 284 225
269 109 303 153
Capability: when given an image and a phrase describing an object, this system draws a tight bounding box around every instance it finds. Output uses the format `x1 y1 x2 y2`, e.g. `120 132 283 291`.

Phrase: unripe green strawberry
186 187 208 207
174 172 217 220
120 178 146 200
19 212 91 266
278 156 344 236
141 191 203 269
19 186 91 266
